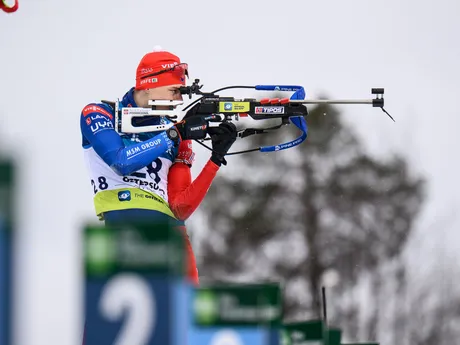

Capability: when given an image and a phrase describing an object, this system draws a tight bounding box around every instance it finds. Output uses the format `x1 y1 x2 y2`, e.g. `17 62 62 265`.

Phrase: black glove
208 122 237 166
168 117 209 145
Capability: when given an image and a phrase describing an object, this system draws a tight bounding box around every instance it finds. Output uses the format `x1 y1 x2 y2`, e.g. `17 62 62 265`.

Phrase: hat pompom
152 45 164 52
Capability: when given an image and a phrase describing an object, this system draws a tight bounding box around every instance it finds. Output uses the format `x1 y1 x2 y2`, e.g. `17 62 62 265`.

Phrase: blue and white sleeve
80 103 175 176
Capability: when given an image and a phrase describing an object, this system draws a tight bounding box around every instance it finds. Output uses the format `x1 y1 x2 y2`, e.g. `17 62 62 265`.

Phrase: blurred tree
196 98 426 332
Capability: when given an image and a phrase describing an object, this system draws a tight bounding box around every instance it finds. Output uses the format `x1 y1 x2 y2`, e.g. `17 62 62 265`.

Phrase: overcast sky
1 0 460 344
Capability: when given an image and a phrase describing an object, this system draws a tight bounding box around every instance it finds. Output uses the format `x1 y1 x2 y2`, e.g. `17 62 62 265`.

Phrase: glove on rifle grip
175 117 208 140
210 122 237 167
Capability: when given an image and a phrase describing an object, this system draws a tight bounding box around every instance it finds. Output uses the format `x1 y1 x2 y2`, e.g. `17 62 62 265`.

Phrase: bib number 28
91 176 109 194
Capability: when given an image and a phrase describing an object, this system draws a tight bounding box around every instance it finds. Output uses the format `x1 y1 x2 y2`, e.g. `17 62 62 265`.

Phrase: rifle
114 78 393 156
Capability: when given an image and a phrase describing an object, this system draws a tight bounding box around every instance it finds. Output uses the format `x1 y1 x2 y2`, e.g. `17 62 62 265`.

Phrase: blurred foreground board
84 221 190 345
0 160 14 222
0 159 15 345
189 281 283 345
326 328 342 345
282 319 327 345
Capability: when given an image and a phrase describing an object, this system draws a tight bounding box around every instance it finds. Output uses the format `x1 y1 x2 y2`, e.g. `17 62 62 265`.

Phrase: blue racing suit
80 87 183 227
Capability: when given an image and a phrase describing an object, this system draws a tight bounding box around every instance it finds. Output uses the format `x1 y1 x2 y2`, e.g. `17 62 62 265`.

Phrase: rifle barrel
289 99 373 105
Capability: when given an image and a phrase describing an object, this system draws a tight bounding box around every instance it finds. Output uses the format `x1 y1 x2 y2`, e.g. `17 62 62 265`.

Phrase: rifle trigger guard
237 128 267 139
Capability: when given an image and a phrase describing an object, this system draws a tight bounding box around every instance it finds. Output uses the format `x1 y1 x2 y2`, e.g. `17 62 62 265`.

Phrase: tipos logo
255 106 285 114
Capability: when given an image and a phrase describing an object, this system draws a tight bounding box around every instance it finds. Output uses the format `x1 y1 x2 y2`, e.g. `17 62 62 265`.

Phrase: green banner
84 221 185 277
0 159 14 225
327 328 342 345
282 319 327 345
192 282 282 327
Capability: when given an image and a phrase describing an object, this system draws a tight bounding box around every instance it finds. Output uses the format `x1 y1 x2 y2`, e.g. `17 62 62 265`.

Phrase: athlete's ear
144 88 158 100
133 88 152 107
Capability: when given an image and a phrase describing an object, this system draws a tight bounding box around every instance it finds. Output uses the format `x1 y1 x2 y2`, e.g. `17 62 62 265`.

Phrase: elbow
175 213 189 222
105 148 139 177
169 200 192 221
103 152 132 176
110 163 132 177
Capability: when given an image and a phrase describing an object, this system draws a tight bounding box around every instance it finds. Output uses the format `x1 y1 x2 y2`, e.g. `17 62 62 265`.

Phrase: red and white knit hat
135 46 188 90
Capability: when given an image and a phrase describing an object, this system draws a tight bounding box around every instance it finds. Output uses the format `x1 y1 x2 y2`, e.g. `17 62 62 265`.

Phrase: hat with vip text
135 46 187 90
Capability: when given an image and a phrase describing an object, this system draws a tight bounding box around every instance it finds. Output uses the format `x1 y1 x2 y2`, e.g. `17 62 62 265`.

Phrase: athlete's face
146 84 183 102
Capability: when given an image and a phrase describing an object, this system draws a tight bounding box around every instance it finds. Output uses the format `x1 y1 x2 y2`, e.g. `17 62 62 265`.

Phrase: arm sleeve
168 159 220 221
80 103 176 176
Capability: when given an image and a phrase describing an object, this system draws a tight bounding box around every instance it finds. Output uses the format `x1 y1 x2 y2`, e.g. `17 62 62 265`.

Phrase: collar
120 87 138 108
120 87 162 127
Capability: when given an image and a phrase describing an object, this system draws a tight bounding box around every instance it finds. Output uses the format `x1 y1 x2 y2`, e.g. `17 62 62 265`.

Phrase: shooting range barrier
0 159 15 345
83 220 381 345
